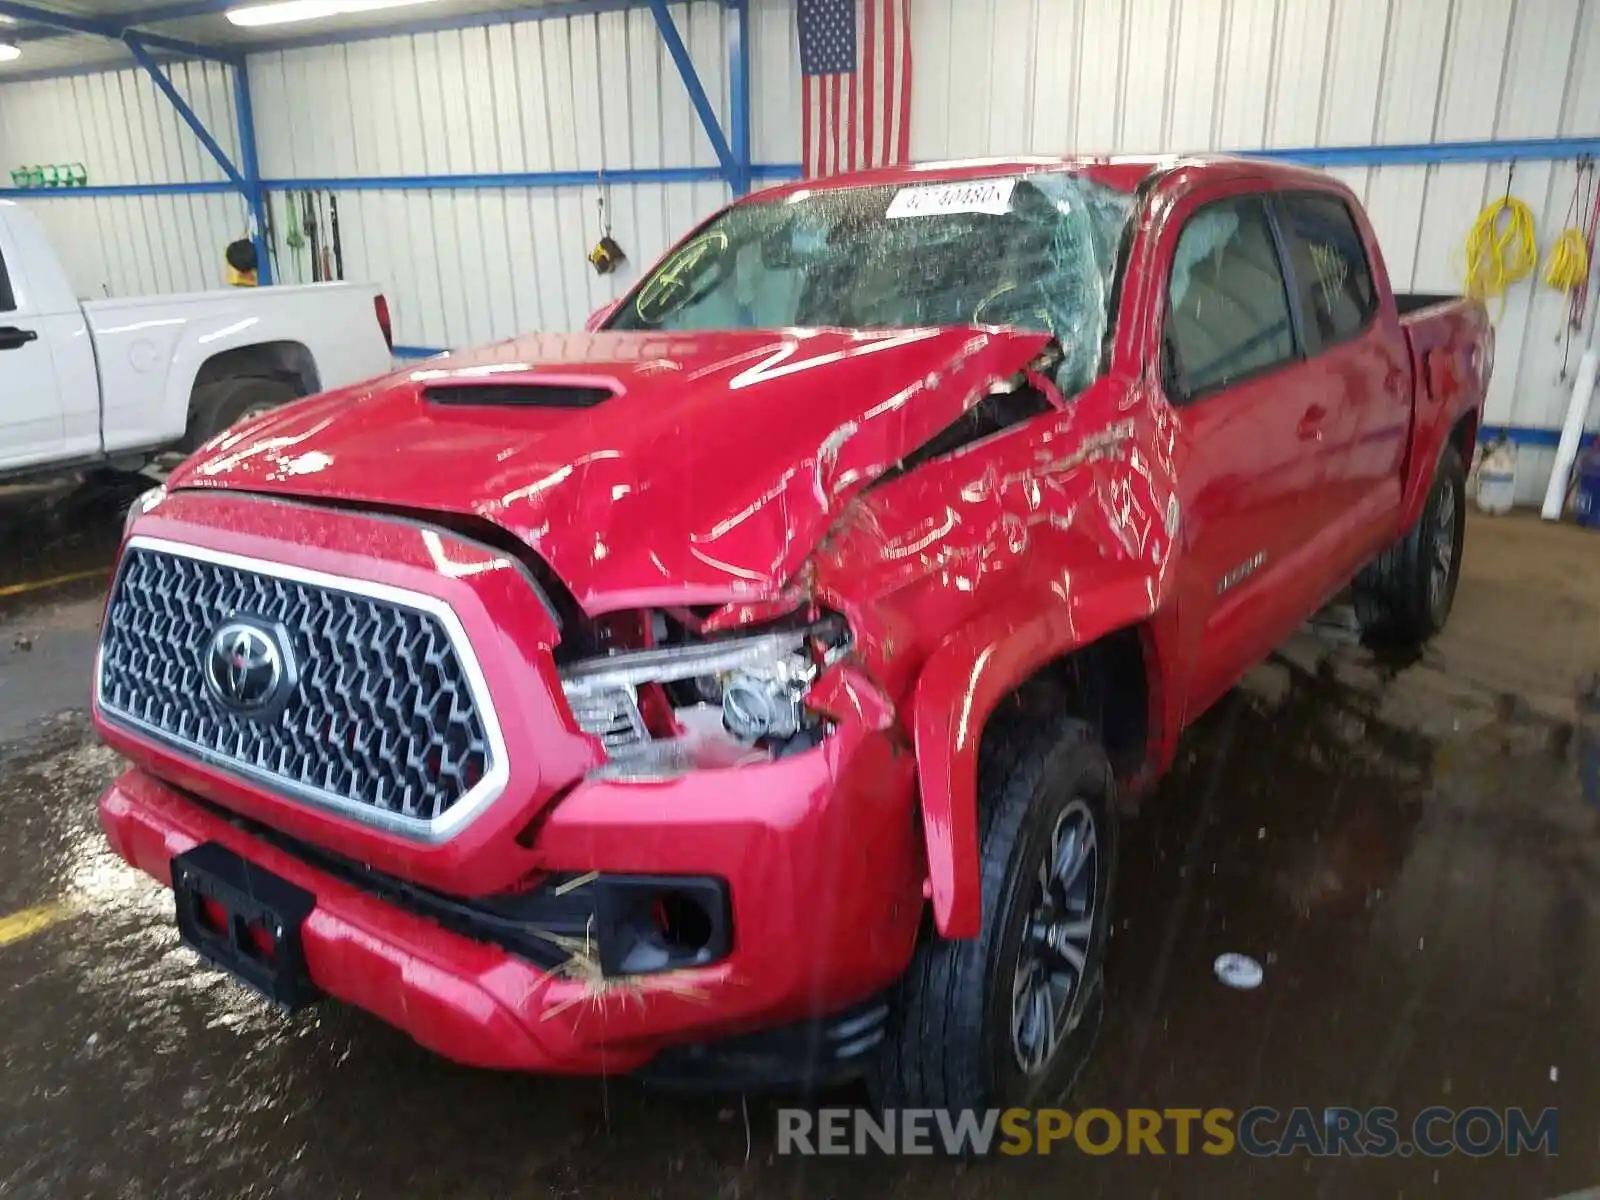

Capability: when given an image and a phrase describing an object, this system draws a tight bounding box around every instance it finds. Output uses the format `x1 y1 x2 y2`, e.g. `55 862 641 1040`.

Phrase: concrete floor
1 479 1598 1198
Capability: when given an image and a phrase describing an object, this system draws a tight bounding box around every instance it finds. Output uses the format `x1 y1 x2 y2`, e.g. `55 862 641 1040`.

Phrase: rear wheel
186 376 300 449
1353 444 1466 647
873 713 1116 1112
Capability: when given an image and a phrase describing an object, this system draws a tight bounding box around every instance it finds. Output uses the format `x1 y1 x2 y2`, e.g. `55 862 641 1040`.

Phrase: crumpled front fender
910 574 1161 939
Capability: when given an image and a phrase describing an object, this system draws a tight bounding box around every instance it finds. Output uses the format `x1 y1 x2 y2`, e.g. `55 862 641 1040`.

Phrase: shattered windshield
607 172 1134 395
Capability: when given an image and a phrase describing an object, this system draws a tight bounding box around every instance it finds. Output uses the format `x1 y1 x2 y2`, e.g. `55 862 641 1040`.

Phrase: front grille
97 541 499 832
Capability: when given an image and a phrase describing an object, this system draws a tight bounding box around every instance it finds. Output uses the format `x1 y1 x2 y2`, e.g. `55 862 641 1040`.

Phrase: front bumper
98 721 923 1075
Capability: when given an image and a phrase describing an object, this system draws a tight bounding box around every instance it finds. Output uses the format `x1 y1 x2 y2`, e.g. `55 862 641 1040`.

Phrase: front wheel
873 714 1117 1111
1353 444 1467 647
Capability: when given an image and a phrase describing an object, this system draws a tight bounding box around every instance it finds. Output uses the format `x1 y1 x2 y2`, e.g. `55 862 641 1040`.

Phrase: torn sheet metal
170 325 1070 611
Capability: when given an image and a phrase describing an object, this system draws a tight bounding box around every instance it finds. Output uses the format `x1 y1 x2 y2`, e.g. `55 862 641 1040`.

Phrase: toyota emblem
204 619 295 716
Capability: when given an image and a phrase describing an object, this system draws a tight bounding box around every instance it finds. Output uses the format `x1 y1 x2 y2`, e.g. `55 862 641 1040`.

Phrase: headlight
559 618 846 779
123 484 167 538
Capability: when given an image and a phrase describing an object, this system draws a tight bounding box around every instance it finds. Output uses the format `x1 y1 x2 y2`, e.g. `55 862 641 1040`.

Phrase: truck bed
1394 291 1465 317
1397 292 1492 487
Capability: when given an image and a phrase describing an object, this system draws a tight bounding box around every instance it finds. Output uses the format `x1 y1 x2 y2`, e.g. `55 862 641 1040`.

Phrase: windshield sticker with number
885 178 1019 220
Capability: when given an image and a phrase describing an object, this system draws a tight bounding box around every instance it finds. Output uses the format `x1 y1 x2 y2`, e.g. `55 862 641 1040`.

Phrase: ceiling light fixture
0 43 20 62
225 0 439 28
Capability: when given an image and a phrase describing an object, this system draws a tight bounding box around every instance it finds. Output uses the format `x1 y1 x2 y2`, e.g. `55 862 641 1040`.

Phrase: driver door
1159 191 1326 719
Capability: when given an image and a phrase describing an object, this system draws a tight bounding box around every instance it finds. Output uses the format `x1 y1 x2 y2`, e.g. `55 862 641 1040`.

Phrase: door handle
0 326 39 351
1296 404 1328 441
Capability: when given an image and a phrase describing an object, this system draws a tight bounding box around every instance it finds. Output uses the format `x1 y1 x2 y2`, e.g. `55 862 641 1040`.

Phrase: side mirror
585 300 619 332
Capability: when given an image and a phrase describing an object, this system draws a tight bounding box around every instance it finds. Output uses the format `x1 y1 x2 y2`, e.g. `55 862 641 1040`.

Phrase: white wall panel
0 63 249 300
266 181 724 350
751 0 801 164
244 2 738 348
248 3 735 179
901 0 1600 155
7 0 1598 491
0 62 239 184
1435 0 1515 143
11 193 242 298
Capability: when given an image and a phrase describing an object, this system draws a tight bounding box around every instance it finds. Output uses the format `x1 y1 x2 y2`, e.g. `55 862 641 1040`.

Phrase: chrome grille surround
95 535 510 842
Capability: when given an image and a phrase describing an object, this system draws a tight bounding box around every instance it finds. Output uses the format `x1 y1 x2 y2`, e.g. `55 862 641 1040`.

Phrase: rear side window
1277 192 1377 353
1163 197 1295 400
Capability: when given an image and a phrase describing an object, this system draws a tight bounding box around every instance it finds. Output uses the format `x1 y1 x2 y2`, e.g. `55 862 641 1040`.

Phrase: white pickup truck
0 199 395 481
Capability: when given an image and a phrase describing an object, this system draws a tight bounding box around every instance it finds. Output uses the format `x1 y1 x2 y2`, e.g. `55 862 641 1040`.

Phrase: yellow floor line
0 902 76 948
0 568 107 599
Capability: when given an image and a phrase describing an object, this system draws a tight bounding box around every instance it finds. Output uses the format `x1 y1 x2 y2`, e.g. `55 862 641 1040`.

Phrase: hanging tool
587 173 627 275
263 192 280 284
1464 163 1538 315
1546 158 1596 378
1544 160 1590 304
303 191 321 283
329 193 344 282
284 192 305 284
316 191 333 282
1578 162 1600 329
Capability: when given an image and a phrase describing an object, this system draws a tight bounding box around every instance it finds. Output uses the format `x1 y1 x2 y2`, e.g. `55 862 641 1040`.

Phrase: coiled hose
1544 226 1589 293
1465 195 1538 306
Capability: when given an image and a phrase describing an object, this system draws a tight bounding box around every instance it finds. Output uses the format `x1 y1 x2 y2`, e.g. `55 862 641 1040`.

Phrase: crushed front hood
169 327 1054 610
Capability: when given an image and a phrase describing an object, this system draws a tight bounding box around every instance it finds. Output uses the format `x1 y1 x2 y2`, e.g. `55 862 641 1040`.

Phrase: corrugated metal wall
910 0 1599 157
246 1 739 348
0 63 249 296
2 0 1595 496
912 0 1600 497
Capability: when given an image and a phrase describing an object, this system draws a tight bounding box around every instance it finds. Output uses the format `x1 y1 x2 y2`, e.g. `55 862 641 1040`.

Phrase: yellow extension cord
1464 195 1538 305
1544 226 1590 293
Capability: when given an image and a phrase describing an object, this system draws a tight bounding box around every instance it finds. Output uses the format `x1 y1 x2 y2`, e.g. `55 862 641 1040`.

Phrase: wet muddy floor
2 480 1599 1198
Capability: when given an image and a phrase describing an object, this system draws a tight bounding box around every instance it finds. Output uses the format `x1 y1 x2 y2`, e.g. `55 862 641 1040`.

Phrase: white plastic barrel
1476 440 1517 515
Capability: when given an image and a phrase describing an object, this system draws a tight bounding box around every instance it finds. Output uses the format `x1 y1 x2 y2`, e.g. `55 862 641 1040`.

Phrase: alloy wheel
1429 479 1458 615
1010 797 1100 1075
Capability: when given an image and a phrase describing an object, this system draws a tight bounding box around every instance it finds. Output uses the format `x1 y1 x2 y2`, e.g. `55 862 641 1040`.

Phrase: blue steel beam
1238 137 1600 167
260 167 729 191
0 180 236 197
231 56 272 284
0 0 236 61
645 0 735 182
123 35 245 189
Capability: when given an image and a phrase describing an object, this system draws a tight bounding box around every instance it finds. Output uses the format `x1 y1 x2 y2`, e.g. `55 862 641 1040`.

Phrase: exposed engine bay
556 608 852 780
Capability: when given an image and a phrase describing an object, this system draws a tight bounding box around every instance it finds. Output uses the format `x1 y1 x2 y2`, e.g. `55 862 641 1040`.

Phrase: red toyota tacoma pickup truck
94 155 1489 1108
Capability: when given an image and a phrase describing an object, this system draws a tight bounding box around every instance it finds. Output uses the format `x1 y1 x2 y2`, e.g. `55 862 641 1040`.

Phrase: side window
1277 192 1377 354
1163 197 1296 400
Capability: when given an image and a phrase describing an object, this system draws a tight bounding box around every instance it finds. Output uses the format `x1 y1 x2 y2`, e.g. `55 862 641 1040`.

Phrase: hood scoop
424 381 617 409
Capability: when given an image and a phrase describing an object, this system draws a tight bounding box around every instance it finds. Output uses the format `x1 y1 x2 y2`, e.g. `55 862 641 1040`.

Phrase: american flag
798 0 913 179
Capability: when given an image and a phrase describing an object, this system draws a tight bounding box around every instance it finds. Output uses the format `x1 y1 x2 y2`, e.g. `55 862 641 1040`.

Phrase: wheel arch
910 597 1162 939
189 340 321 403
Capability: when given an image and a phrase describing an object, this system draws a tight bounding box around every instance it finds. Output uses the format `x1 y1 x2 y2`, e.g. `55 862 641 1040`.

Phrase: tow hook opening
653 889 715 954
595 876 732 977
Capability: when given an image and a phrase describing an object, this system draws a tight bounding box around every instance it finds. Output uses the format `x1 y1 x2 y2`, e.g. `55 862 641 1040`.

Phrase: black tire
186 376 300 449
872 712 1117 1112
1352 444 1467 646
